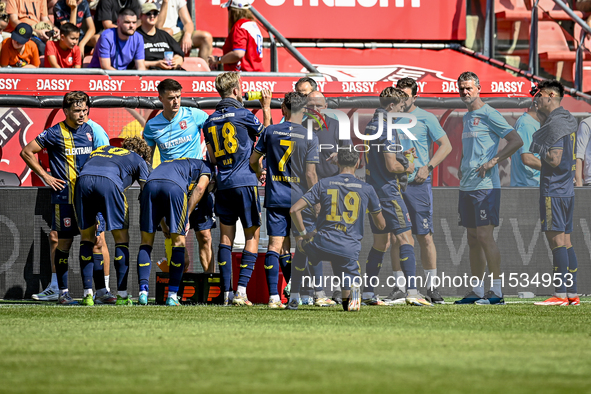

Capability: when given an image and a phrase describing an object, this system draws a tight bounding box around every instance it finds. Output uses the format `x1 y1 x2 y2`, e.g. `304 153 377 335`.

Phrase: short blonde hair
215 72 241 98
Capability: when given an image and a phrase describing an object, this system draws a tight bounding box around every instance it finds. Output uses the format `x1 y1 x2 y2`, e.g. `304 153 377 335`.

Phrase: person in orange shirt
0 23 40 67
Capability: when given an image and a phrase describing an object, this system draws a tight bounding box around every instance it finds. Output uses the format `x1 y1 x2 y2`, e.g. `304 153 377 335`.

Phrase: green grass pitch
1 300 590 394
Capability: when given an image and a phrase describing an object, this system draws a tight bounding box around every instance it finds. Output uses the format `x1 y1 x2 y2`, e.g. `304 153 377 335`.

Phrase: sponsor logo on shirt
158 135 192 149
65 147 92 155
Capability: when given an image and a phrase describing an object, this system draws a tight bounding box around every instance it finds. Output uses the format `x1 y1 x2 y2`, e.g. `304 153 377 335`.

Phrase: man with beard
89 8 146 70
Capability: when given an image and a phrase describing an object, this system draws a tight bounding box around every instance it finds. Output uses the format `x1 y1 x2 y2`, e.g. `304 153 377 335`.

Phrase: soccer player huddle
21 71 580 310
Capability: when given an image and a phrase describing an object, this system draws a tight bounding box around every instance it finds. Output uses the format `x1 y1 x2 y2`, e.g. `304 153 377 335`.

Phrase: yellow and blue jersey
460 104 513 191
146 158 211 194
80 145 150 192
540 133 575 198
143 107 209 161
203 100 263 190
365 108 406 200
302 173 381 260
396 107 446 183
35 121 96 204
254 122 319 208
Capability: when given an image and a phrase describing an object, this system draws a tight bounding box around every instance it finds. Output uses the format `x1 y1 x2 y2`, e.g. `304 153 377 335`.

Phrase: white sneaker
32 285 59 301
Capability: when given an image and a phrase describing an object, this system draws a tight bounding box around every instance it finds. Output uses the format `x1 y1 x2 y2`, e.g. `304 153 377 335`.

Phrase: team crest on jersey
180 120 187 130
480 210 487 220
86 133 93 141
64 218 72 228
472 117 481 126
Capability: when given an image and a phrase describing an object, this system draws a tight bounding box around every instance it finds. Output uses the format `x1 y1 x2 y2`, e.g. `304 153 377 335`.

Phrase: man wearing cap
209 0 263 72
138 0 212 60
88 7 146 70
137 2 183 70
6 0 58 54
0 22 40 67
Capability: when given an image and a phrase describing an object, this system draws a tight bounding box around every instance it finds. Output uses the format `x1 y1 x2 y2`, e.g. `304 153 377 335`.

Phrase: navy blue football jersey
364 108 406 200
80 146 150 191
540 133 576 197
35 121 96 204
146 158 211 193
254 122 319 208
203 104 263 190
302 173 381 259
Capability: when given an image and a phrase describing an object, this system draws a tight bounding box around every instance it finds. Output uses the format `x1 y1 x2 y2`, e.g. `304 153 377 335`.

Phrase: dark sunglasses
145 11 159 17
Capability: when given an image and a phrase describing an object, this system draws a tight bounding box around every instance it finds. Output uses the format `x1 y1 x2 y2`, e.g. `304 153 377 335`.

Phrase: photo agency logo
304 108 418 152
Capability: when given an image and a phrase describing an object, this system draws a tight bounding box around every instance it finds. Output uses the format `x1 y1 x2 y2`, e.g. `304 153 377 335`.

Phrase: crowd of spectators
0 0 262 70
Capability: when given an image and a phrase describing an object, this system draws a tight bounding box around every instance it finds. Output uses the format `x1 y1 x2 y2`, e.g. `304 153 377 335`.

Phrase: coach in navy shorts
455 72 523 305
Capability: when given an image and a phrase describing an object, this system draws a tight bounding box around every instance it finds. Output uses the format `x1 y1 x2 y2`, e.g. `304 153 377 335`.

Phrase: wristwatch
427 164 434 172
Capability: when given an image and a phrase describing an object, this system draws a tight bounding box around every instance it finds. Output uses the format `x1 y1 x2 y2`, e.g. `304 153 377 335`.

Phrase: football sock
365 247 385 293
92 252 105 291
424 268 437 290
168 247 185 294
114 243 129 291
79 241 94 290
50 273 58 289
279 253 292 283
237 250 257 288
552 246 568 295
270 294 280 303
104 275 110 292
291 249 307 294
237 285 247 296
407 288 418 296
264 250 280 296
567 246 578 295
342 298 350 311
473 280 485 298
168 291 178 300
490 278 502 297
218 244 232 292
394 270 405 292
118 290 128 298
137 245 153 293
83 288 93 297
399 244 417 290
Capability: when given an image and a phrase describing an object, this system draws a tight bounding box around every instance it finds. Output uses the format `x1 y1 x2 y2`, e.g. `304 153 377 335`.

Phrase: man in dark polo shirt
137 2 183 70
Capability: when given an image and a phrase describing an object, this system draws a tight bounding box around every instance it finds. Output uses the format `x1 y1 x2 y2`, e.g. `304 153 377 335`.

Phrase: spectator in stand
139 0 212 60
6 0 58 54
0 2 9 38
53 0 96 55
208 0 263 72
137 2 182 70
0 22 40 67
88 8 145 70
93 0 140 36
44 22 81 68
576 115 591 186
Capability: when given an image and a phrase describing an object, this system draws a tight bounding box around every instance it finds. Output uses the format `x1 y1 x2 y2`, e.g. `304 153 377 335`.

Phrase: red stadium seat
182 57 211 72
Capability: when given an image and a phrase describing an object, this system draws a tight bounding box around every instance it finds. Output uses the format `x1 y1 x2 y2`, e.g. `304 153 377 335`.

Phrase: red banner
196 0 466 41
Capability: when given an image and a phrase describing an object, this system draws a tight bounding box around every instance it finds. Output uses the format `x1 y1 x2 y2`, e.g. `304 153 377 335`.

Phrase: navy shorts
267 207 290 237
52 203 80 239
402 181 434 235
369 195 412 235
540 195 574 234
215 186 261 229
96 212 105 236
75 175 128 231
140 180 190 235
302 240 360 290
458 189 501 228
189 191 216 231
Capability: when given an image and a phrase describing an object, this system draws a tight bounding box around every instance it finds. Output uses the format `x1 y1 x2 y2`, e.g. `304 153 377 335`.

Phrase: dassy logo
305 108 418 152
